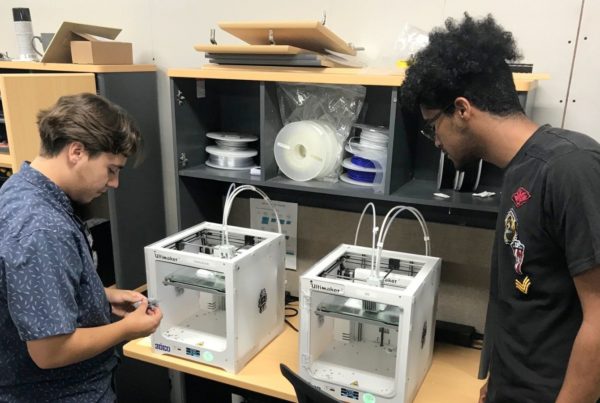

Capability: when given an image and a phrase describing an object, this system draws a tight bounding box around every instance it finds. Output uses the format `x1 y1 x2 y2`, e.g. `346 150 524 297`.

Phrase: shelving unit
0 62 165 289
169 66 546 229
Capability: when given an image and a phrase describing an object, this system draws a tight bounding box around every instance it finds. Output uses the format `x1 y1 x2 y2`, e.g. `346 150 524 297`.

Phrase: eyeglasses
420 104 454 141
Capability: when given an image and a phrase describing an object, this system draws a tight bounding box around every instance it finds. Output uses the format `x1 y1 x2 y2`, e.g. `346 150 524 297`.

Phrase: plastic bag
393 23 429 68
277 83 366 182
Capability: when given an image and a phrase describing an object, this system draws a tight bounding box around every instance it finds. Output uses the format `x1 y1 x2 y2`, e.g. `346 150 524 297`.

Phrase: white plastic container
12 8 38 61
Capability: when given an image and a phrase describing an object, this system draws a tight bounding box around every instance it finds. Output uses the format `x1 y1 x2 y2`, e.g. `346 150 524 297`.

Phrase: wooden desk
124 320 484 402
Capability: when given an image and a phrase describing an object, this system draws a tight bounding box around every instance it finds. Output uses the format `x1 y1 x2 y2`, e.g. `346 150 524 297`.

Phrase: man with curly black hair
401 13 600 403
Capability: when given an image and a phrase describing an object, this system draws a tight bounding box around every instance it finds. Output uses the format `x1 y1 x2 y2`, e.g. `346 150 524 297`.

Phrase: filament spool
347 170 376 183
274 120 341 182
339 172 375 187
351 155 376 169
206 132 258 151
341 124 389 187
205 145 257 170
205 132 258 170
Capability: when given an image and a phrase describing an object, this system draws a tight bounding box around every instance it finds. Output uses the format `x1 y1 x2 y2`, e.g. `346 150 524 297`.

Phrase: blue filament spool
347 170 376 183
350 155 376 169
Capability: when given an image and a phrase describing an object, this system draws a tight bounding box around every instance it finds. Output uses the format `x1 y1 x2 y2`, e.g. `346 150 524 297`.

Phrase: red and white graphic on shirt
512 187 531 208
510 238 525 275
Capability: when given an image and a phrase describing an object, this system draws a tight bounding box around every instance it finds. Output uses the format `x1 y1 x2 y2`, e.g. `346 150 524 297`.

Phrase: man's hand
27 299 163 369
121 299 163 340
479 381 488 403
104 288 145 318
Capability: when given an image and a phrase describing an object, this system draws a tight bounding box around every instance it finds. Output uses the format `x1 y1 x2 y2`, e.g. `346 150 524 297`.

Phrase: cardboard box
41 21 132 64
70 33 132 65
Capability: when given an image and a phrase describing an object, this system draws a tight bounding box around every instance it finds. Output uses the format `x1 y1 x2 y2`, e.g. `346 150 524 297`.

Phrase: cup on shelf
31 32 54 58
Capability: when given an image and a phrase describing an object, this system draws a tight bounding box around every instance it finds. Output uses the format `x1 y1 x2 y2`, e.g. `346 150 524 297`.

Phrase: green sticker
363 393 376 403
202 351 214 362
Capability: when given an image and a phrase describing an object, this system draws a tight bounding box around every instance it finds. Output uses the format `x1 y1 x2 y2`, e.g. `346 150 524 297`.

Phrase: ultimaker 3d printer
144 185 286 373
299 204 441 403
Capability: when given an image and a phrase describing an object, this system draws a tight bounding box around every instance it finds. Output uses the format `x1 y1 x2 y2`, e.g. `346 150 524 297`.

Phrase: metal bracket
301 354 311 368
178 153 189 168
176 89 186 106
301 293 311 310
210 28 217 45
268 29 276 45
348 43 365 51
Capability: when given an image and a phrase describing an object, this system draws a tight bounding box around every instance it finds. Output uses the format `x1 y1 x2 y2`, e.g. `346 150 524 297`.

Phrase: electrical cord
285 318 298 332
285 296 299 332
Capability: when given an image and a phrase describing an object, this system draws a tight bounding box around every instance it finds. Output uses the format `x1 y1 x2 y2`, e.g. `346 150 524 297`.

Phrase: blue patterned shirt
0 163 117 402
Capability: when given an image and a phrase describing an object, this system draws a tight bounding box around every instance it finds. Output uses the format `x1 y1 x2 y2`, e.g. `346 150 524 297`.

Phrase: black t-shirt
486 125 600 402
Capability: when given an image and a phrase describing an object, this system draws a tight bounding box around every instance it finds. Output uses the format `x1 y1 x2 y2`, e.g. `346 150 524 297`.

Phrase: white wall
1 0 596 331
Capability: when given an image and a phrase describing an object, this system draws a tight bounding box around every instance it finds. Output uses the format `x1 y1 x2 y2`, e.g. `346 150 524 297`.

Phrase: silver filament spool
205 145 258 171
205 132 259 170
207 154 255 169
207 132 258 149
213 139 250 151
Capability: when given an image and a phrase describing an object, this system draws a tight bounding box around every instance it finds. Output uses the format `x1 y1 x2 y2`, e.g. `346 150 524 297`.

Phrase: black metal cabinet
169 67 540 229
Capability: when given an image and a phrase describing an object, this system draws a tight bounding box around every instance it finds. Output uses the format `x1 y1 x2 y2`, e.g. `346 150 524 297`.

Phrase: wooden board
218 20 357 56
194 44 314 55
0 73 96 172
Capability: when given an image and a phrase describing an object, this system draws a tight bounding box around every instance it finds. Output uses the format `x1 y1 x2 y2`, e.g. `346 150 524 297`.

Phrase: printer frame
299 244 441 403
145 221 285 373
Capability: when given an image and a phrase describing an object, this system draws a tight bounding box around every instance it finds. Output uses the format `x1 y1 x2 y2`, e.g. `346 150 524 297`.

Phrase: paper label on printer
309 280 344 295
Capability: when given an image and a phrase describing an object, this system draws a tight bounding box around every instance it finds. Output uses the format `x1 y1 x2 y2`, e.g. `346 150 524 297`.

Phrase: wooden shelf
169 65 548 90
0 61 156 73
170 66 406 86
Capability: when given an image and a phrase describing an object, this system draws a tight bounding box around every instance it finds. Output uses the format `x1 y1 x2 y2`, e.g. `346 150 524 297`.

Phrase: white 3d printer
299 204 441 403
144 185 286 373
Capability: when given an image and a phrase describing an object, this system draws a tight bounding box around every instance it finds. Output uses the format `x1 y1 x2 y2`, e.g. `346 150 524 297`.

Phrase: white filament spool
274 120 341 182
352 123 389 151
205 145 257 170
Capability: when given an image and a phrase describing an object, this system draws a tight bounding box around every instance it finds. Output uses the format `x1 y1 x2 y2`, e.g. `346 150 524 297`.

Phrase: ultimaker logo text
154 252 178 262
309 280 344 294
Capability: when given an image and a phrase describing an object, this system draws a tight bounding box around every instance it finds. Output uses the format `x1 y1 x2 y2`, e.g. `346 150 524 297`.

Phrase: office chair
280 363 340 403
